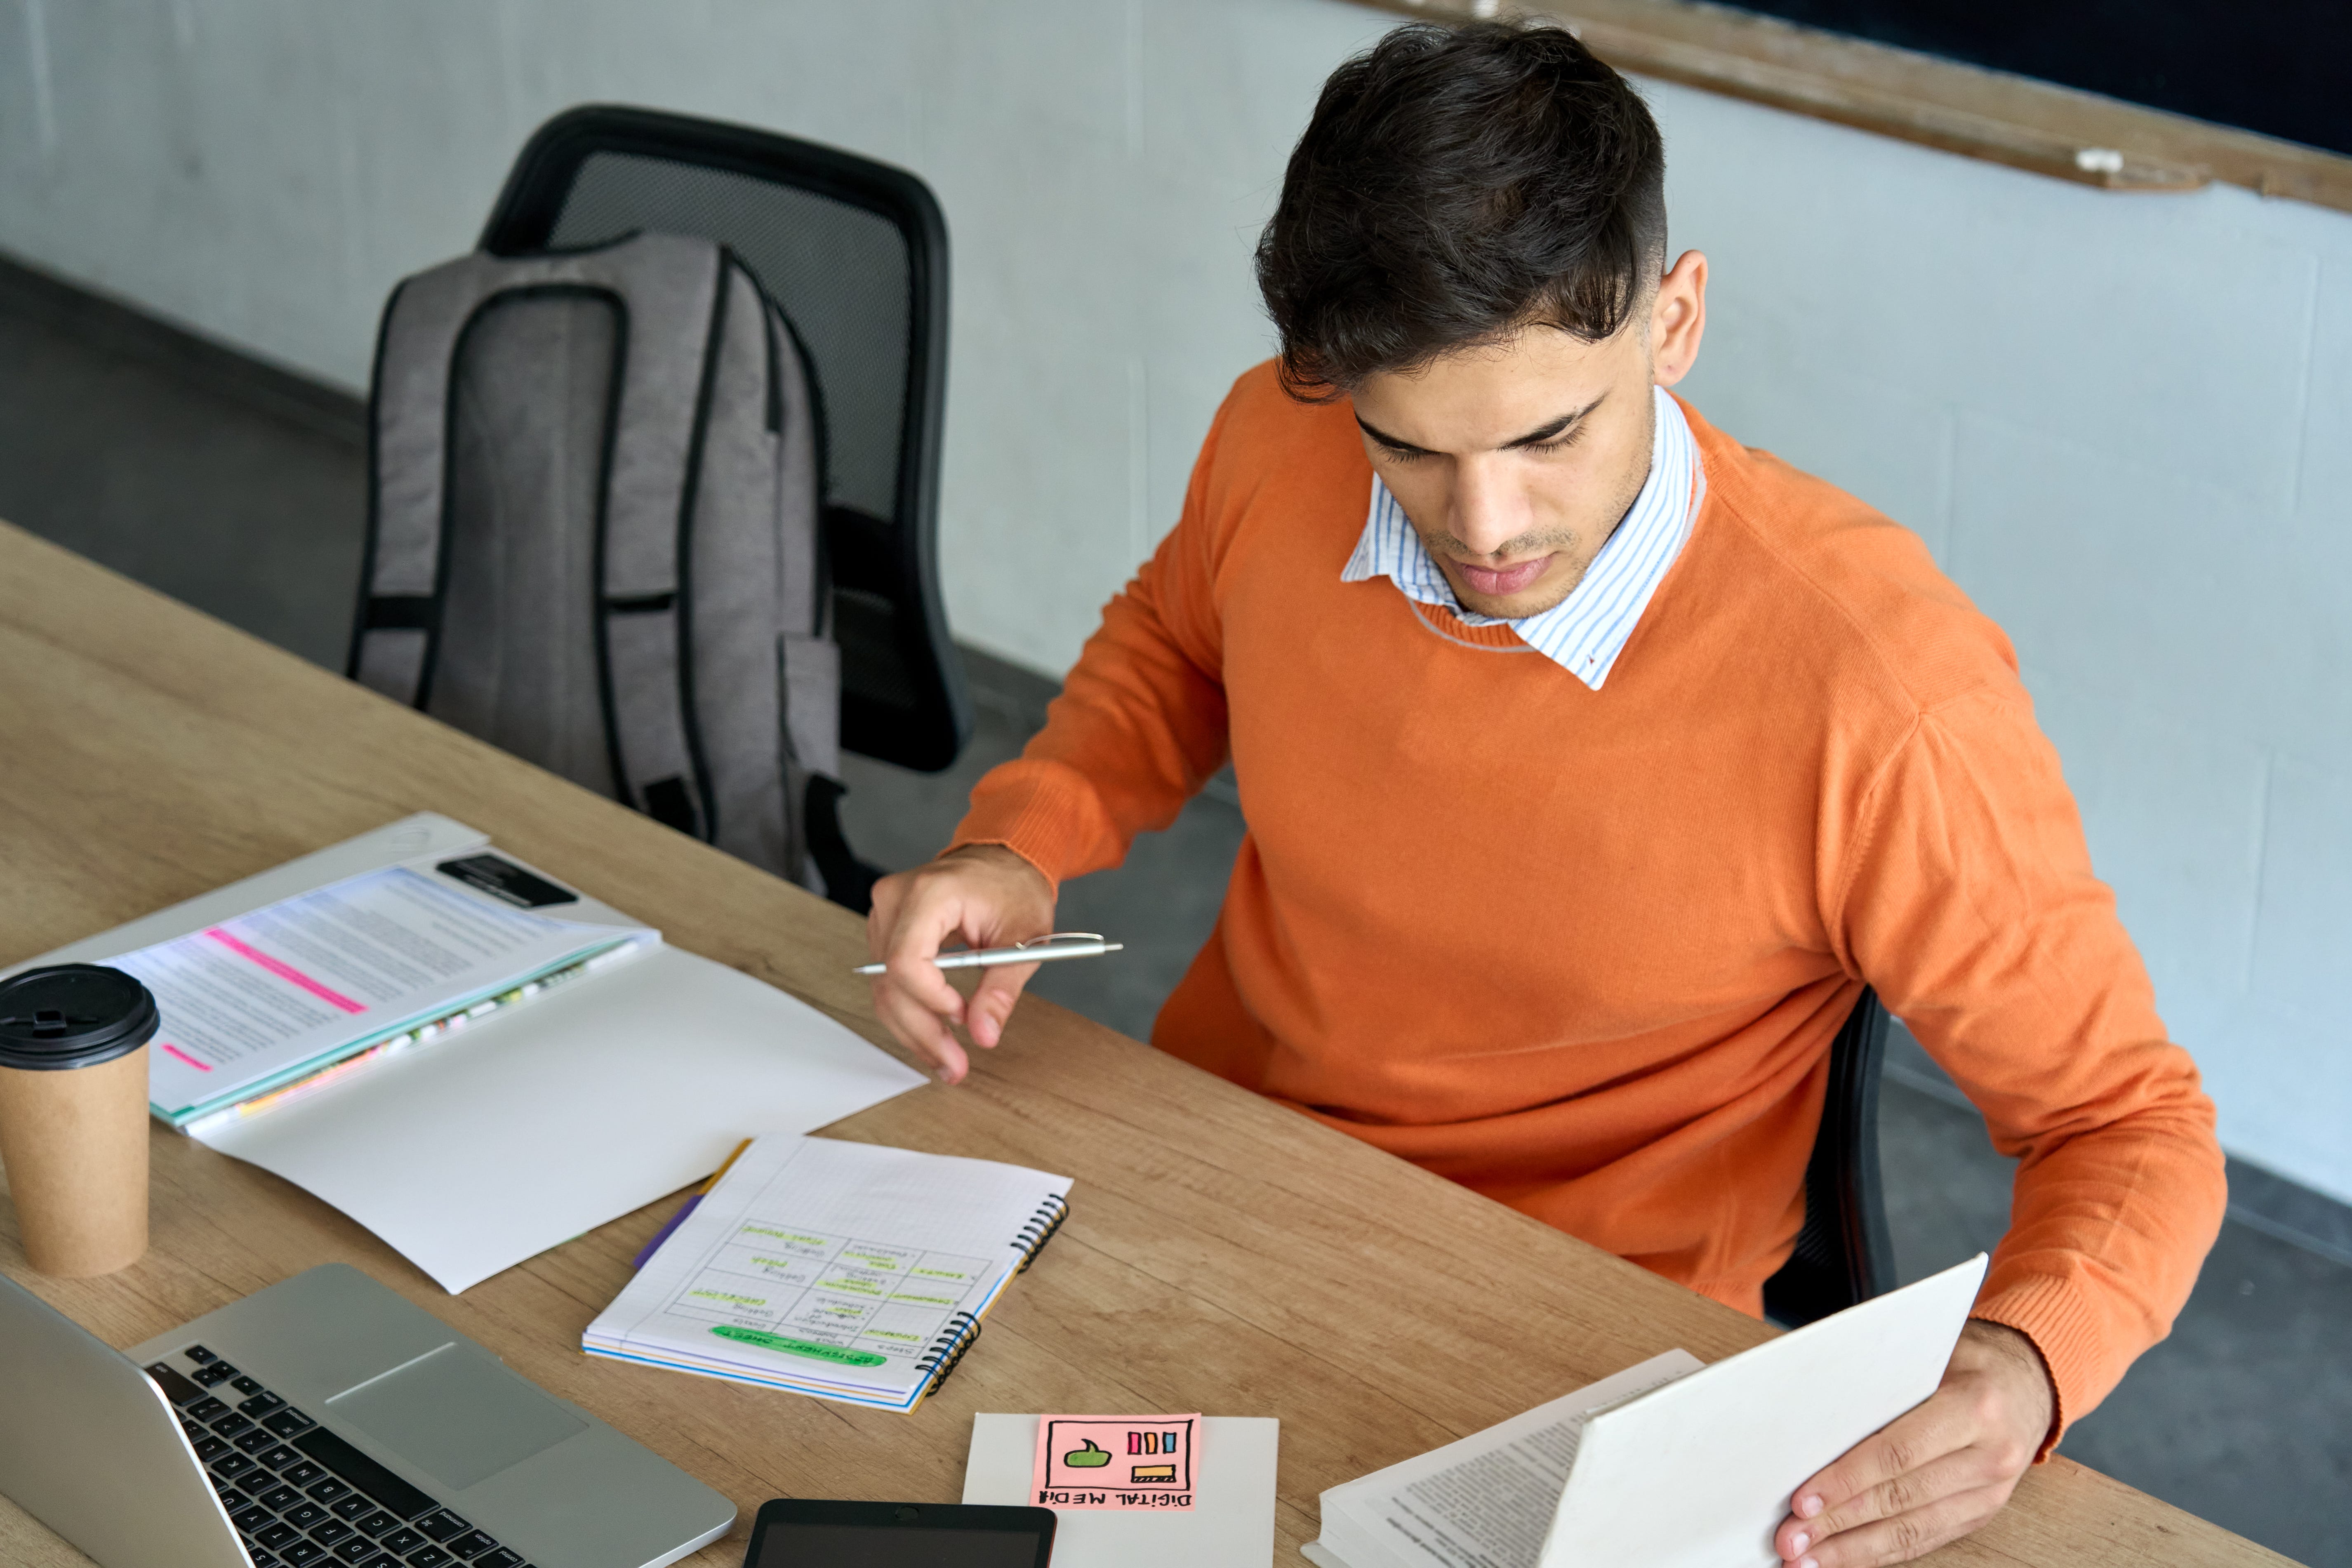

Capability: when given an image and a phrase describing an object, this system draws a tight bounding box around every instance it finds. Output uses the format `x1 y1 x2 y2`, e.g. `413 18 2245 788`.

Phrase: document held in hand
1304 1255 1990 1568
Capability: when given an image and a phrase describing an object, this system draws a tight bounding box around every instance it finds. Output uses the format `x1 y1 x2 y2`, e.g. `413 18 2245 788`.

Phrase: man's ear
1650 250 1708 388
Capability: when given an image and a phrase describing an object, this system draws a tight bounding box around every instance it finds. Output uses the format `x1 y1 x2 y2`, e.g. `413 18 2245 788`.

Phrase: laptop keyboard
144 1345 534 1568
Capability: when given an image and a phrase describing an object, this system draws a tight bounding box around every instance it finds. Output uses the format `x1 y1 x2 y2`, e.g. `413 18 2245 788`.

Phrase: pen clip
1016 932 1106 949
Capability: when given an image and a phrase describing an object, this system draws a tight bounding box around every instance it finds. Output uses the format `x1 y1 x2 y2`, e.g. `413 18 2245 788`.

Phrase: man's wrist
1963 1318 2059 1459
939 841 1056 898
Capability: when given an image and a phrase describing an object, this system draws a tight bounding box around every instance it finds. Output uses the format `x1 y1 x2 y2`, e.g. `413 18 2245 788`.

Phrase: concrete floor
2 257 2344 1565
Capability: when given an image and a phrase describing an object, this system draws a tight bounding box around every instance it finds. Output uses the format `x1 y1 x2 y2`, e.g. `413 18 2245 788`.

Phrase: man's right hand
864 844 1057 1083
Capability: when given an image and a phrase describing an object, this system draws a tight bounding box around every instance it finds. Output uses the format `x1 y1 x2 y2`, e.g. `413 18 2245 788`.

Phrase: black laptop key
237 1427 281 1455
330 1537 377 1563
232 1504 275 1533
260 1483 304 1510
473 1550 523 1568
266 1407 319 1437
188 1395 230 1422
250 1554 282 1568
331 1494 376 1521
307 1477 352 1503
280 1542 327 1566
284 1501 331 1530
184 1417 209 1439
219 1488 255 1512
144 1361 209 1406
405 1548 454 1568
194 1361 240 1387
210 1453 257 1481
232 1373 266 1395
444 1530 494 1558
412 1511 467 1542
259 1444 303 1470
281 1459 329 1487
380 1527 428 1554
311 1519 355 1546
258 1522 301 1549
185 1344 219 1364
241 1391 289 1417
194 1436 231 1461
356 1509 400 1536
293 1427 436 1520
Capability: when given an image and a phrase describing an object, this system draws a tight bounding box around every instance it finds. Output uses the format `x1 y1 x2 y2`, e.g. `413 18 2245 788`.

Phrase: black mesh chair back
480 105 970 772
1762 986 1898 1328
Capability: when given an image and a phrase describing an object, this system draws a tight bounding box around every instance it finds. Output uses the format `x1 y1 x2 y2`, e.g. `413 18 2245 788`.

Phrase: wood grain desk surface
0 521 2286 1567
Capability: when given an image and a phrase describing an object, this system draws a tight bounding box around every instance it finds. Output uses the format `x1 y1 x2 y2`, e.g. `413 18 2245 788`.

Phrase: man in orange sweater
867 21 2224 1566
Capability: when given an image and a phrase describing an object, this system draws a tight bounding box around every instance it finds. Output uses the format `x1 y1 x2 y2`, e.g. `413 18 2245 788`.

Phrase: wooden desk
0 521 2286 1567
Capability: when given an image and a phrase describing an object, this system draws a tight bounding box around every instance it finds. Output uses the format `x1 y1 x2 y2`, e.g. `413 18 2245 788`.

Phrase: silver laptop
0 1264 734 1568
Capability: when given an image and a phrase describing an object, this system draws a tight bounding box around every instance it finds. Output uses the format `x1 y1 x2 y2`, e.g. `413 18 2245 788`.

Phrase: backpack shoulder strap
355 234 732 839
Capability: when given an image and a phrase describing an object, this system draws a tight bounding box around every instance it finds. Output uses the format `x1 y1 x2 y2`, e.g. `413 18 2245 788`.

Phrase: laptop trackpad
326 1342 585 1492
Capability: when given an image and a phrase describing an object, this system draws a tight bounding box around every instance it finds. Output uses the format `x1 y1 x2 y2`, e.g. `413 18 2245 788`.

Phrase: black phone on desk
744 1499 1056 1566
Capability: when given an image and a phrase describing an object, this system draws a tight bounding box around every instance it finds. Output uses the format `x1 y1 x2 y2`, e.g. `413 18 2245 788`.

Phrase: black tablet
743 1499 1057 1567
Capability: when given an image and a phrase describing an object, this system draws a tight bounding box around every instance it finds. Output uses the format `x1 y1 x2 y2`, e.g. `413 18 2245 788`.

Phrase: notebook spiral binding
1014 1193 1069 1273
916 1312 984 1396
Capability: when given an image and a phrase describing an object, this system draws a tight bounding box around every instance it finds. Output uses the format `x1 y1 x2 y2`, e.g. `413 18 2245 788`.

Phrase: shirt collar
1341 386 1705 690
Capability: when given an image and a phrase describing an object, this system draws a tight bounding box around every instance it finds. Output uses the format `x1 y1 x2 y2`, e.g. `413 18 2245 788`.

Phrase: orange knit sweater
952 362 2225 1435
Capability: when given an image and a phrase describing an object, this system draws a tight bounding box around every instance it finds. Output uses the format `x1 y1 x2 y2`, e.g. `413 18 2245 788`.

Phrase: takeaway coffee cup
0 963 160 1276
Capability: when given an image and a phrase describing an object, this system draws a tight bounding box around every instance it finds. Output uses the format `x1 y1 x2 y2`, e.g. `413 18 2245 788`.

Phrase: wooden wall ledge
1355 0 2352 217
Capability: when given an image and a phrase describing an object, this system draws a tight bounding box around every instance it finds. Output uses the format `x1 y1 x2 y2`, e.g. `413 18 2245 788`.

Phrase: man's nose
1450 459 1531 558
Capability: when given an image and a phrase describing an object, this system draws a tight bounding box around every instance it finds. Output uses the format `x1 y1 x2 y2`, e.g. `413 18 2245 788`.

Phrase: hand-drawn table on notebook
0 520 2293 1568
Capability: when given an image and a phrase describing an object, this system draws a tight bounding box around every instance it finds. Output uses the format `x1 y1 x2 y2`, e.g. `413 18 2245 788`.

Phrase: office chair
1761 986 1897 1328
478 106 973 906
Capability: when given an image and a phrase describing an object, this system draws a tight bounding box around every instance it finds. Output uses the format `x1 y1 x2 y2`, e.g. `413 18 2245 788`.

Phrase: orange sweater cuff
946 760 1114 895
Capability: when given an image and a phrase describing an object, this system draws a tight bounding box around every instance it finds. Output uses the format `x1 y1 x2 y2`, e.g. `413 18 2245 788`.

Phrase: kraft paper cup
0 964 160 1277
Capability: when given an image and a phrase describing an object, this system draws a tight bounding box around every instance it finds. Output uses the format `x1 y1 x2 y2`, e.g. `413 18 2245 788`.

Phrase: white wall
5 0 2348 1204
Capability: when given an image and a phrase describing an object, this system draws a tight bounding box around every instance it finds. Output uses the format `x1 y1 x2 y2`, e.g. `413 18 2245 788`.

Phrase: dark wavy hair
1257 20 1668 400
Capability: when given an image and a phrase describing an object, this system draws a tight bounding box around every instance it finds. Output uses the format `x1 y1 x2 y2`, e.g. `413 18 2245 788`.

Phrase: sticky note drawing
1034 1414 1201 1511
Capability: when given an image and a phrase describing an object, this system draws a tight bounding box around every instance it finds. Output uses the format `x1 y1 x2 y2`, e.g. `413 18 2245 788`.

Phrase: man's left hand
1775 1320 2056 1567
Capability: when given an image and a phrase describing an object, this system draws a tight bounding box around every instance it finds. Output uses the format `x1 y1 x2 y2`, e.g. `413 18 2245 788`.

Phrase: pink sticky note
1032 1413 1201 1511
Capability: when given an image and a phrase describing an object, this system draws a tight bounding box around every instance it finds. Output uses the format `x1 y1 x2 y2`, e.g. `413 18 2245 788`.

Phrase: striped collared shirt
1342 385 1706 690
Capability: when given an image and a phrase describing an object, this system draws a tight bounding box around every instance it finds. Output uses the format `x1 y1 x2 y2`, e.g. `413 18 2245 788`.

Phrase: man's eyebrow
1354 393 1608 457
1353 414 1435 455
1499 393 1607 449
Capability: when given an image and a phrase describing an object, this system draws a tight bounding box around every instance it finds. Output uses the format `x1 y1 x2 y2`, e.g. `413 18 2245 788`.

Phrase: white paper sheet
1542 1255 1988 1568
195 945 927 1292
1310 1352 1702 1568
1307 1256 1988 1568
965 1414 1281 1568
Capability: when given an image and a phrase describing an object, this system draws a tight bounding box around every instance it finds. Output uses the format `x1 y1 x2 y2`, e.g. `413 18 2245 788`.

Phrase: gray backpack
350 231 839 891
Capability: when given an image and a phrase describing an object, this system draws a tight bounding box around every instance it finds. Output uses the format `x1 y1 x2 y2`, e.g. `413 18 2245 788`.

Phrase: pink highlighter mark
202 927 367 1014
158 1043 212 1072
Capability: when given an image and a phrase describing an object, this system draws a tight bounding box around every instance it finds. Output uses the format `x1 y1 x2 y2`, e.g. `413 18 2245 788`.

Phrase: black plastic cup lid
0 965 162 1071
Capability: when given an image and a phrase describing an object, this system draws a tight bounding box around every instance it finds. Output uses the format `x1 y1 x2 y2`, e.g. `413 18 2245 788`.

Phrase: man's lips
1453 556 1551 598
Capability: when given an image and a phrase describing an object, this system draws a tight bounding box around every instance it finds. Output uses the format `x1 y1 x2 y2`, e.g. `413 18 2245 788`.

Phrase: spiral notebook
583 1133 1071 1411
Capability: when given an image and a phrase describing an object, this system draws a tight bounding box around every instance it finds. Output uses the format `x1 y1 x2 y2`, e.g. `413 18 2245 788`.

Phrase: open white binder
9 814 926 1293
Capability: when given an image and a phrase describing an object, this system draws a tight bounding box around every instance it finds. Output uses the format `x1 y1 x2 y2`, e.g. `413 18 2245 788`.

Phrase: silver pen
852 931 1125 976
